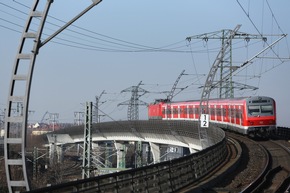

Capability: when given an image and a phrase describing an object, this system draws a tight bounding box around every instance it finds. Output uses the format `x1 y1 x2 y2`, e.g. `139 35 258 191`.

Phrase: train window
223 108 226 116
173 108 178 114
231 108 236 118
251 100 268 103
248 105 260 115
211 108 216 116
182 108 185 114
196 108 200 114
189 108 193 114
248 104 273 116
183 108 187 114
219 108 222 116
261 105 273 115
236 109 242 118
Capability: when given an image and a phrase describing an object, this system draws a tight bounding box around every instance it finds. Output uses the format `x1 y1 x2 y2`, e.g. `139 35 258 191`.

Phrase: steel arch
4 0 102 192
4 1 53 192
198 25 241 149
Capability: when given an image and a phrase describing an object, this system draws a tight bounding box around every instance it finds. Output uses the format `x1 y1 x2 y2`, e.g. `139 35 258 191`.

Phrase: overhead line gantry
186 28 268 98
196 25 286 149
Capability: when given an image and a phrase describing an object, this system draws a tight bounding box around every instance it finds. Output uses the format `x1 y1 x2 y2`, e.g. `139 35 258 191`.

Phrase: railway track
204 131 290 193
247 139 290 193
205 133 267 193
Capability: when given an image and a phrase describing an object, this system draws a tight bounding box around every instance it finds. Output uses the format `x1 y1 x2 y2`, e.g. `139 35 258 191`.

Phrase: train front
244 96 276 137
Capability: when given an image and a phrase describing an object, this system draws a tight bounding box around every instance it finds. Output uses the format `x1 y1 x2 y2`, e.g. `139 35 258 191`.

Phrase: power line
236 0 288 63
1 1 187 53
0 2 218 53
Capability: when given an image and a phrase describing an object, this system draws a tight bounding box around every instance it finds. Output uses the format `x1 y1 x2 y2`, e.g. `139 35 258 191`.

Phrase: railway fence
275 126 290 139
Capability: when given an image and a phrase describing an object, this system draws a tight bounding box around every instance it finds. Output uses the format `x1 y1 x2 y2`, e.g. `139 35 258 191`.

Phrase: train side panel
147 96 276 137
148 103 163 120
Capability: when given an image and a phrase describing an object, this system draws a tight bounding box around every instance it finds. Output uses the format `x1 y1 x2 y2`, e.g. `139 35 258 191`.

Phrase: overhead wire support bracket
40 0 102 48
166 69 185 102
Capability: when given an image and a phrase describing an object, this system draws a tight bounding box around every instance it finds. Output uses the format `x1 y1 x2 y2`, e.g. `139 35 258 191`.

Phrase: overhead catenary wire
1 1 288 56
0 1 253 54
0 2 195 53
236 0 289 63
1 3 273 55
1 0 289 122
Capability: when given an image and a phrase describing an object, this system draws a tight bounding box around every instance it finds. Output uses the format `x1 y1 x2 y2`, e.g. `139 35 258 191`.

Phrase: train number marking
201 114 209 128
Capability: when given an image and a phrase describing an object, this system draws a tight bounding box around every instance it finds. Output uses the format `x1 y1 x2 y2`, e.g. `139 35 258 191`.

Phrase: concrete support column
56 145 64 163
114 142 127 168
149 142 160 164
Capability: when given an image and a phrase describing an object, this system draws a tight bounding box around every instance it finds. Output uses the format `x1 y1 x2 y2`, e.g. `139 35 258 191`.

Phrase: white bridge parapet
46 120 225 169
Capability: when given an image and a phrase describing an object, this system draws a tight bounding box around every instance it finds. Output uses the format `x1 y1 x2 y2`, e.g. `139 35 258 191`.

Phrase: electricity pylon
186 28 267 98
118 81 148 120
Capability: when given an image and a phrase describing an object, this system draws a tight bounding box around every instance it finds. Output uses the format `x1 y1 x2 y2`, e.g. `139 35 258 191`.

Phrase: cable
10 1 191 53
186 40 202 86
0 2 230 54
0 1 228 53
236 0 287 63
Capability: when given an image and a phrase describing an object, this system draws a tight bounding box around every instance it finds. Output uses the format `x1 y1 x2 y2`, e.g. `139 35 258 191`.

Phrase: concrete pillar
114 142 127 168
149 142 160 164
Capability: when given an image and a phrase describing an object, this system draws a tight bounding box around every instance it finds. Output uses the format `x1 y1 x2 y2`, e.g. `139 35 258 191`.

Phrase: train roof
152 96 274 105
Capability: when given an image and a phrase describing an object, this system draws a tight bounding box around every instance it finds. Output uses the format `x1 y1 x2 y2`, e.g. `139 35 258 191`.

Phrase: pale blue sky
1 0 290 126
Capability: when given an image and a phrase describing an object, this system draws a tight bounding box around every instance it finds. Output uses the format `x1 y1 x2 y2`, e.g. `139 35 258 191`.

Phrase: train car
148 96 276 137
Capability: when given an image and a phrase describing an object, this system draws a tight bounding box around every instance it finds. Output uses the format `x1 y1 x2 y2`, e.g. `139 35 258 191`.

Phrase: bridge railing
26 125 227 193
275 127 290 139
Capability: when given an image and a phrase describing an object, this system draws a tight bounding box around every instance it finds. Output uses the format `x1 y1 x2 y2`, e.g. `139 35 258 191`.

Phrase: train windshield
248 104 273 116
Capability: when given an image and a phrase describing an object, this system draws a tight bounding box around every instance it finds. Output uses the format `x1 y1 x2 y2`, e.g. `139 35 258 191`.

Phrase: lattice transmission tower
196 25 286 149
186 28 266 98
118 81 148 120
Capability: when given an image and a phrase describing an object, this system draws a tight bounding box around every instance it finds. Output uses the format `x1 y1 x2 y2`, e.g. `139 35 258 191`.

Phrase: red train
148 96 276 137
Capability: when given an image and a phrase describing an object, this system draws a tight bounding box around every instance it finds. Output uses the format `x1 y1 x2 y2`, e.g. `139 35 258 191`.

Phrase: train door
221 105 224 122
216 105 221 122
225 105 230 123
223 105 226 123
187 105 192 119
235 105 241 125
172 105 178 119
214 105 217 121
162 106 166 119
180 105 188 119
241 103 246 126
164 105 172 119
230 105 235 124
235 105 238 125
194 105 199 120
209 105 215 121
